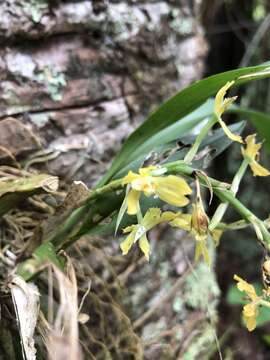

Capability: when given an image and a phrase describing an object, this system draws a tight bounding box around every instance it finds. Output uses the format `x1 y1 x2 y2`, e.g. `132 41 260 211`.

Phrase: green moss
183 260 220 314
172 295 184 313
170 9 194 35
36 67 67 102
22 0 48 23
183 324 217 360
2 84 30 114
29 113 50 128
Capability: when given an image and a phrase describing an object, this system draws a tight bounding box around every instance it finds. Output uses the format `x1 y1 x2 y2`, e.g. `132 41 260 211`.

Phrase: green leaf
257 306 270 328
115 185 129 235
16 242 64 281
100 63 270 185
0 174 58 216
112 100 215 180
167 120 246 167
113 104 245 180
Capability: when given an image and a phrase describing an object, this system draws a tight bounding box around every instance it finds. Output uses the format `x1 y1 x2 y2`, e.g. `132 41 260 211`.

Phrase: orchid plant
13 64 270 333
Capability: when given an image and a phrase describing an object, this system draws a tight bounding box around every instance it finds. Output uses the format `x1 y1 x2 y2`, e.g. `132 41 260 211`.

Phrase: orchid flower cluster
117 81 270 331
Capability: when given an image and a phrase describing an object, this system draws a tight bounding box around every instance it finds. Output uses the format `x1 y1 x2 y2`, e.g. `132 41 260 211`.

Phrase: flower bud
191 200 209 240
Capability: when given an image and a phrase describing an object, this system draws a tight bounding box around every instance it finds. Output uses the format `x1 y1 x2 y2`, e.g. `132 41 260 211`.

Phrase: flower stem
184 116 217 164
208 159 249 232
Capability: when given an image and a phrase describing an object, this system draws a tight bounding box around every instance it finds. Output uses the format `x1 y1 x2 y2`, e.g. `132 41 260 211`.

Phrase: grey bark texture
0 1 221 359
0 0 207 185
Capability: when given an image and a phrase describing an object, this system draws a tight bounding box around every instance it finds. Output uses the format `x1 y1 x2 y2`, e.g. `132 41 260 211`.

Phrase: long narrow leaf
100 64 270 185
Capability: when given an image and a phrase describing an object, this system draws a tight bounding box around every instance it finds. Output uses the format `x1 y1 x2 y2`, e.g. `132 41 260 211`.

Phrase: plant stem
83 178 123 204
213 186 270 249
44 178 123 247
16 242 64 281
209 159 249 231
184 116 217 164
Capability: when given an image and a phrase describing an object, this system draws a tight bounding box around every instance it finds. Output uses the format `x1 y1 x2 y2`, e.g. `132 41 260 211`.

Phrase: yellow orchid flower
122 167 192 215
191 200 210 265
120 208 178 260
234 275 261 331
170 201 222 265
214 81 243 144
241 134 270 177
171 213 210 265
191 201 209 241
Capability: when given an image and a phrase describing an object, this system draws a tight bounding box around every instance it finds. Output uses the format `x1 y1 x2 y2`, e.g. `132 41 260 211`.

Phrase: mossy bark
0 0 208 185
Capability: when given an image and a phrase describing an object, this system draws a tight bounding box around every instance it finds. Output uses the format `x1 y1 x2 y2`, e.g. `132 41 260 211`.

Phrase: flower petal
217 117 243 144
123 224 138 234
122 171 140 185
142 208 162 229
155 176 191 207
214 81 235 117
243 303 257 331
139 234 150 260
127 189 141 215
170 214 191 231
160 211 180 222
244 314 257 332
211 229 223 247
132 176 155 195
242 134 261 160
191 202 209 238
234 275 258 300
139 166 157 176
194 240 210 265
120 231 136 255
243 303 257 317
250 160 270 177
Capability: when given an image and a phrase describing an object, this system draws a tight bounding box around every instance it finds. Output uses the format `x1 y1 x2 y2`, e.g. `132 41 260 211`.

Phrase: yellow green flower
214 81 243 144
241 134 270 177
191 200 210 265
170 203 223 265
191 201 209 241
234 274 261 331
120 208 178 260
122 167 192 215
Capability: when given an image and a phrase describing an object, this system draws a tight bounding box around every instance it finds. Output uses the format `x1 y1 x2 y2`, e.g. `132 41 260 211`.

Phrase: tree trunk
0 0 208 184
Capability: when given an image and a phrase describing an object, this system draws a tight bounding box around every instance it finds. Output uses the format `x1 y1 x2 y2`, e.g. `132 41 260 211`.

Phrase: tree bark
0 0 208 184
